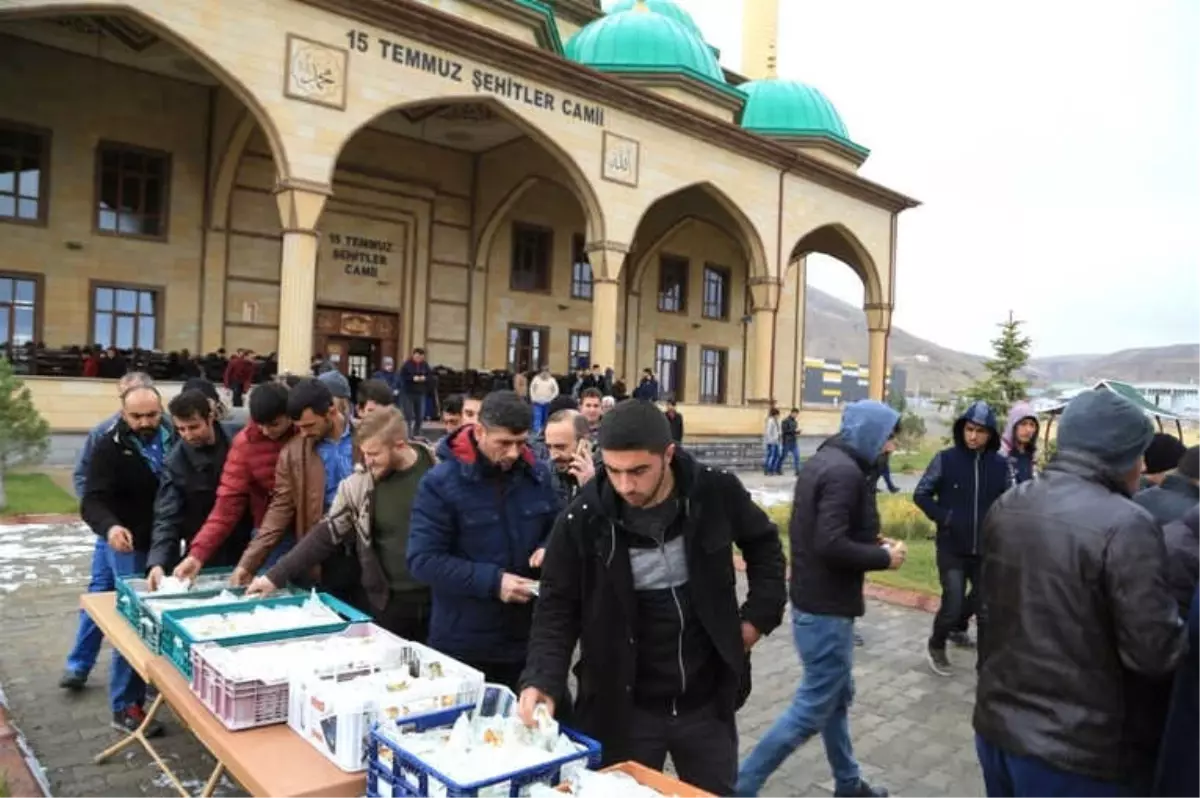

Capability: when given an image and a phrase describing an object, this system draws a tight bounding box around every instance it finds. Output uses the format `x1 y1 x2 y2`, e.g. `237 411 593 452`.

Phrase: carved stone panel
601 131 640 187
285 34 348 110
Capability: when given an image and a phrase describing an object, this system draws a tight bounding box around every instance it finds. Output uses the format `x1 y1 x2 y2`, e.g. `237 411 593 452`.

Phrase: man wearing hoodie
914 400 1009 676
407 391 561 689
736 400 903 798
528 366 560 433
1000 401 1040 485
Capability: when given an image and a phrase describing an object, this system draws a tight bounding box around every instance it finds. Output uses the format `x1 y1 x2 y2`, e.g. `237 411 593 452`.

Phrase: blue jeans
764 443 781 474
975 734 1134 797
781 442 802 474
533 402 550 433
737 611 861 796
65 538 148 712
64 538 111 679
255 528 296 572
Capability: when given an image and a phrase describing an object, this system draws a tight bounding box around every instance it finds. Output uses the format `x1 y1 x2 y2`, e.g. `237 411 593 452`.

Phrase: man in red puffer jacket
174 382 294 580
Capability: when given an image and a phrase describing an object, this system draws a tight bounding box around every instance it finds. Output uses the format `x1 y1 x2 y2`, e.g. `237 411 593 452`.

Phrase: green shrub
764 493 935 547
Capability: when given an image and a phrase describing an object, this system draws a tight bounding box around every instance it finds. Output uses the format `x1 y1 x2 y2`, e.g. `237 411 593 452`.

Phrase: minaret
741 0 780 79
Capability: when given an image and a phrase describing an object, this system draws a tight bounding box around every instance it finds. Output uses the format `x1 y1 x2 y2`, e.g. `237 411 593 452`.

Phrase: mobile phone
576 439 592 458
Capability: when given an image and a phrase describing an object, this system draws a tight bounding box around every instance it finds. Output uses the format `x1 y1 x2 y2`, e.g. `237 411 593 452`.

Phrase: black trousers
930 548 980 648
373 590 431 644
626 703 737 797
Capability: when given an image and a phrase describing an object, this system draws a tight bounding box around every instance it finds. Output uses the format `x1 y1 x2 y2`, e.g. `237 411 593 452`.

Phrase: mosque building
0 0 917 434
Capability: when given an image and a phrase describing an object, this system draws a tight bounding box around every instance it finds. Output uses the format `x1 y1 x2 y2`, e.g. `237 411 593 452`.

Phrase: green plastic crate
160 592 371 679
137 586 303 654
115 567 236 640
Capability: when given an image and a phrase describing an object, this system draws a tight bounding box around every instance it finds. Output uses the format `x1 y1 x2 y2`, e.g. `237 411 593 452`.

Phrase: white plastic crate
288 638 485 772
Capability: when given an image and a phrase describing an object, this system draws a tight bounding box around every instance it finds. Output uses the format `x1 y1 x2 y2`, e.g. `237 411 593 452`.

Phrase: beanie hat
1144 433 1188 475
1056 390 1154 473
317 370 351 400
1178 446 1199 481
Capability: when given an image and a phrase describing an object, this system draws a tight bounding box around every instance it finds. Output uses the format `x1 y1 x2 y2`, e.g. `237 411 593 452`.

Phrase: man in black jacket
80 384 174 735
737 400 902 798
974 389 1187 796
146 388 251 589
1134 445 1198 525
518 400 786 796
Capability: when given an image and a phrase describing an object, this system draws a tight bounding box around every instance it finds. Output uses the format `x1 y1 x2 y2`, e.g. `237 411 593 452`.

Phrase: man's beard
135 426 159 442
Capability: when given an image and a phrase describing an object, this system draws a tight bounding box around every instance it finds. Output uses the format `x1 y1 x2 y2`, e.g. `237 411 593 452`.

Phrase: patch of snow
0 522 95 595
748 488 792 508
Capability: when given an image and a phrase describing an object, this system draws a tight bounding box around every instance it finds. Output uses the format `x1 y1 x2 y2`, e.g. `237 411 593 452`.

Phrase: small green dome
740 79 852 141
605 0 704 39
566 4 725 85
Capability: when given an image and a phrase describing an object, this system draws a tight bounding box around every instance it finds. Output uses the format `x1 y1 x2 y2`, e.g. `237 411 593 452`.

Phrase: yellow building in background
0 0 916 434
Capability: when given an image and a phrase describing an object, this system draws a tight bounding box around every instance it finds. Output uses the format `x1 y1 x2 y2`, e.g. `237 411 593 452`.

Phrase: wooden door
324 338 351 375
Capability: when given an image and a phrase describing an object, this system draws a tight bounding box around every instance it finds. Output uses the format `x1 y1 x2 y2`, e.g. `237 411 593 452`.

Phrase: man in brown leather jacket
232 378 360 603
974 389 1187 797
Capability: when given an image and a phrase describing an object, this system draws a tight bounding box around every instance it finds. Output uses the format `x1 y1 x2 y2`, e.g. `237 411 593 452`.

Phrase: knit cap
1057 390 1154 473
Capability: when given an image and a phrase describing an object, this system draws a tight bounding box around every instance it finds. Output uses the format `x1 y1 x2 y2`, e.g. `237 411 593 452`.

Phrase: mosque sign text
328 233 393 279
346 30 607 127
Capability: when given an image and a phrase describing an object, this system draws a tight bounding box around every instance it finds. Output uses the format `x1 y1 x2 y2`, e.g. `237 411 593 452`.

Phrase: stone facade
0 0 916 435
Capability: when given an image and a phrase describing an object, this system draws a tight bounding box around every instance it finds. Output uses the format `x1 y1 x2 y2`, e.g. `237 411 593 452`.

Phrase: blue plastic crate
367 704 602 797
115 567 236 640
160 592 370 679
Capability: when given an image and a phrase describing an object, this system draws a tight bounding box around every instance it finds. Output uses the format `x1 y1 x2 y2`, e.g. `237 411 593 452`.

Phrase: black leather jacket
973 451 1187 784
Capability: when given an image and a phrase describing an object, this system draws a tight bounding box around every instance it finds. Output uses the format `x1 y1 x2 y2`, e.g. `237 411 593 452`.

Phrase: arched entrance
622 183 769 406
0 5 287 359
776 223 891 407
303 97 604 382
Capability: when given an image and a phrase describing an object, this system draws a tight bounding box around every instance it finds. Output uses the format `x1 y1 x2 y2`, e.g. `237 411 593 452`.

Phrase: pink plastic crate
189 623 382 731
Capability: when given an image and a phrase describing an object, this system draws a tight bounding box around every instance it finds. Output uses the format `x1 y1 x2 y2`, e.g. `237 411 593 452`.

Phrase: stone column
865 303 893 401
748 277 781 403
274 182 330 375
585 243 630 376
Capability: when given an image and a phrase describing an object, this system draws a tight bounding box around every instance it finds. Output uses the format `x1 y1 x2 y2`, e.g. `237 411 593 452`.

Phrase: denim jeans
404 394 425 437
65 538 148 712
64 538 111 678
930 549 979 648
781 442 802 474
975 734 1134 797
736 610 861 796
255 528 296 572
533 402 550 434
764 443 782 474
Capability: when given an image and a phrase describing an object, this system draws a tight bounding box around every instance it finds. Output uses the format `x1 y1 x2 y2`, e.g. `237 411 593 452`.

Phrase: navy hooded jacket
914 401 1010 557
407 425 562 664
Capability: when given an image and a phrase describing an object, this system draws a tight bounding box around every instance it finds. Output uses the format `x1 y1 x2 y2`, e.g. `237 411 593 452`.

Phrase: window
95 142 170 238
655 341 685 399
568 330 591 370
699 347 727 404
507 324 548 373
510 223 552 292
657 255 688 313
570 234 592 300
0 123 50 224
0 274 38 347
92 284 159 349
702 265 730 320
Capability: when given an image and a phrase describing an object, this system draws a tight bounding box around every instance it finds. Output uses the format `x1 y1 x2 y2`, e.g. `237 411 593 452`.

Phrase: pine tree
0 358 50 510
960 311 1033 419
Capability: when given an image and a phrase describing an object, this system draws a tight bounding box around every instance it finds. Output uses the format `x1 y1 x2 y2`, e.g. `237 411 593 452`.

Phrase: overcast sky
610 1 1200 357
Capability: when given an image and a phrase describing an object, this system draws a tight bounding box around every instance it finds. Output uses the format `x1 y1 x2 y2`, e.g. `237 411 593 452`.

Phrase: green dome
566 5 725 85
605 0 703 38
740 79 852 141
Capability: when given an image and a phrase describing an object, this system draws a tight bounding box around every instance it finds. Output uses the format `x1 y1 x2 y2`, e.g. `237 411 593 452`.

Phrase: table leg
93 693 190 798
200 762 225 797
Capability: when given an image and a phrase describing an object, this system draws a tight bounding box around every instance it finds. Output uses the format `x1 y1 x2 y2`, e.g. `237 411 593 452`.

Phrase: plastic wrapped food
178 593 342 639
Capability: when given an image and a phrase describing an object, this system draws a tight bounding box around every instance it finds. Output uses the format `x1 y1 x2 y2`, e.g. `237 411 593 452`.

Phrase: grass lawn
889 444 939 474
761 494 941 596
1 472 79 516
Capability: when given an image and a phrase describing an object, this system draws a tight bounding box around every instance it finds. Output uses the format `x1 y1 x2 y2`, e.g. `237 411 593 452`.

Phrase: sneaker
111 705 164 738
926 644 953 677
948 631 976 649
58 670 87 691
834 779 890 797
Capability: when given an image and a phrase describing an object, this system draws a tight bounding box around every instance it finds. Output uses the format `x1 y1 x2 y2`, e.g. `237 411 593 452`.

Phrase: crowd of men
55 366 1198 798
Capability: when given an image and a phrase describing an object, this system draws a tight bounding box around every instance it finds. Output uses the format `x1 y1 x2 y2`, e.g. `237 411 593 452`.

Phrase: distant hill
805 287 1199 395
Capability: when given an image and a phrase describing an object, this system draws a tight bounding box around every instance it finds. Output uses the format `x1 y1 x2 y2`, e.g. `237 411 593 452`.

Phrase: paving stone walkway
0 521 983 797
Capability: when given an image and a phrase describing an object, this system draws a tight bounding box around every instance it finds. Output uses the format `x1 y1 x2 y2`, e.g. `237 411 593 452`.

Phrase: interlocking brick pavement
0 521 983 797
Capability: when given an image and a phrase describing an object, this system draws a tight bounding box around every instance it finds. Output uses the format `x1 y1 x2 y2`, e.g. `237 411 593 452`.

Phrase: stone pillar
865 303 893 401
748 277 781 403
585 243 630 375
274 182 330 375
